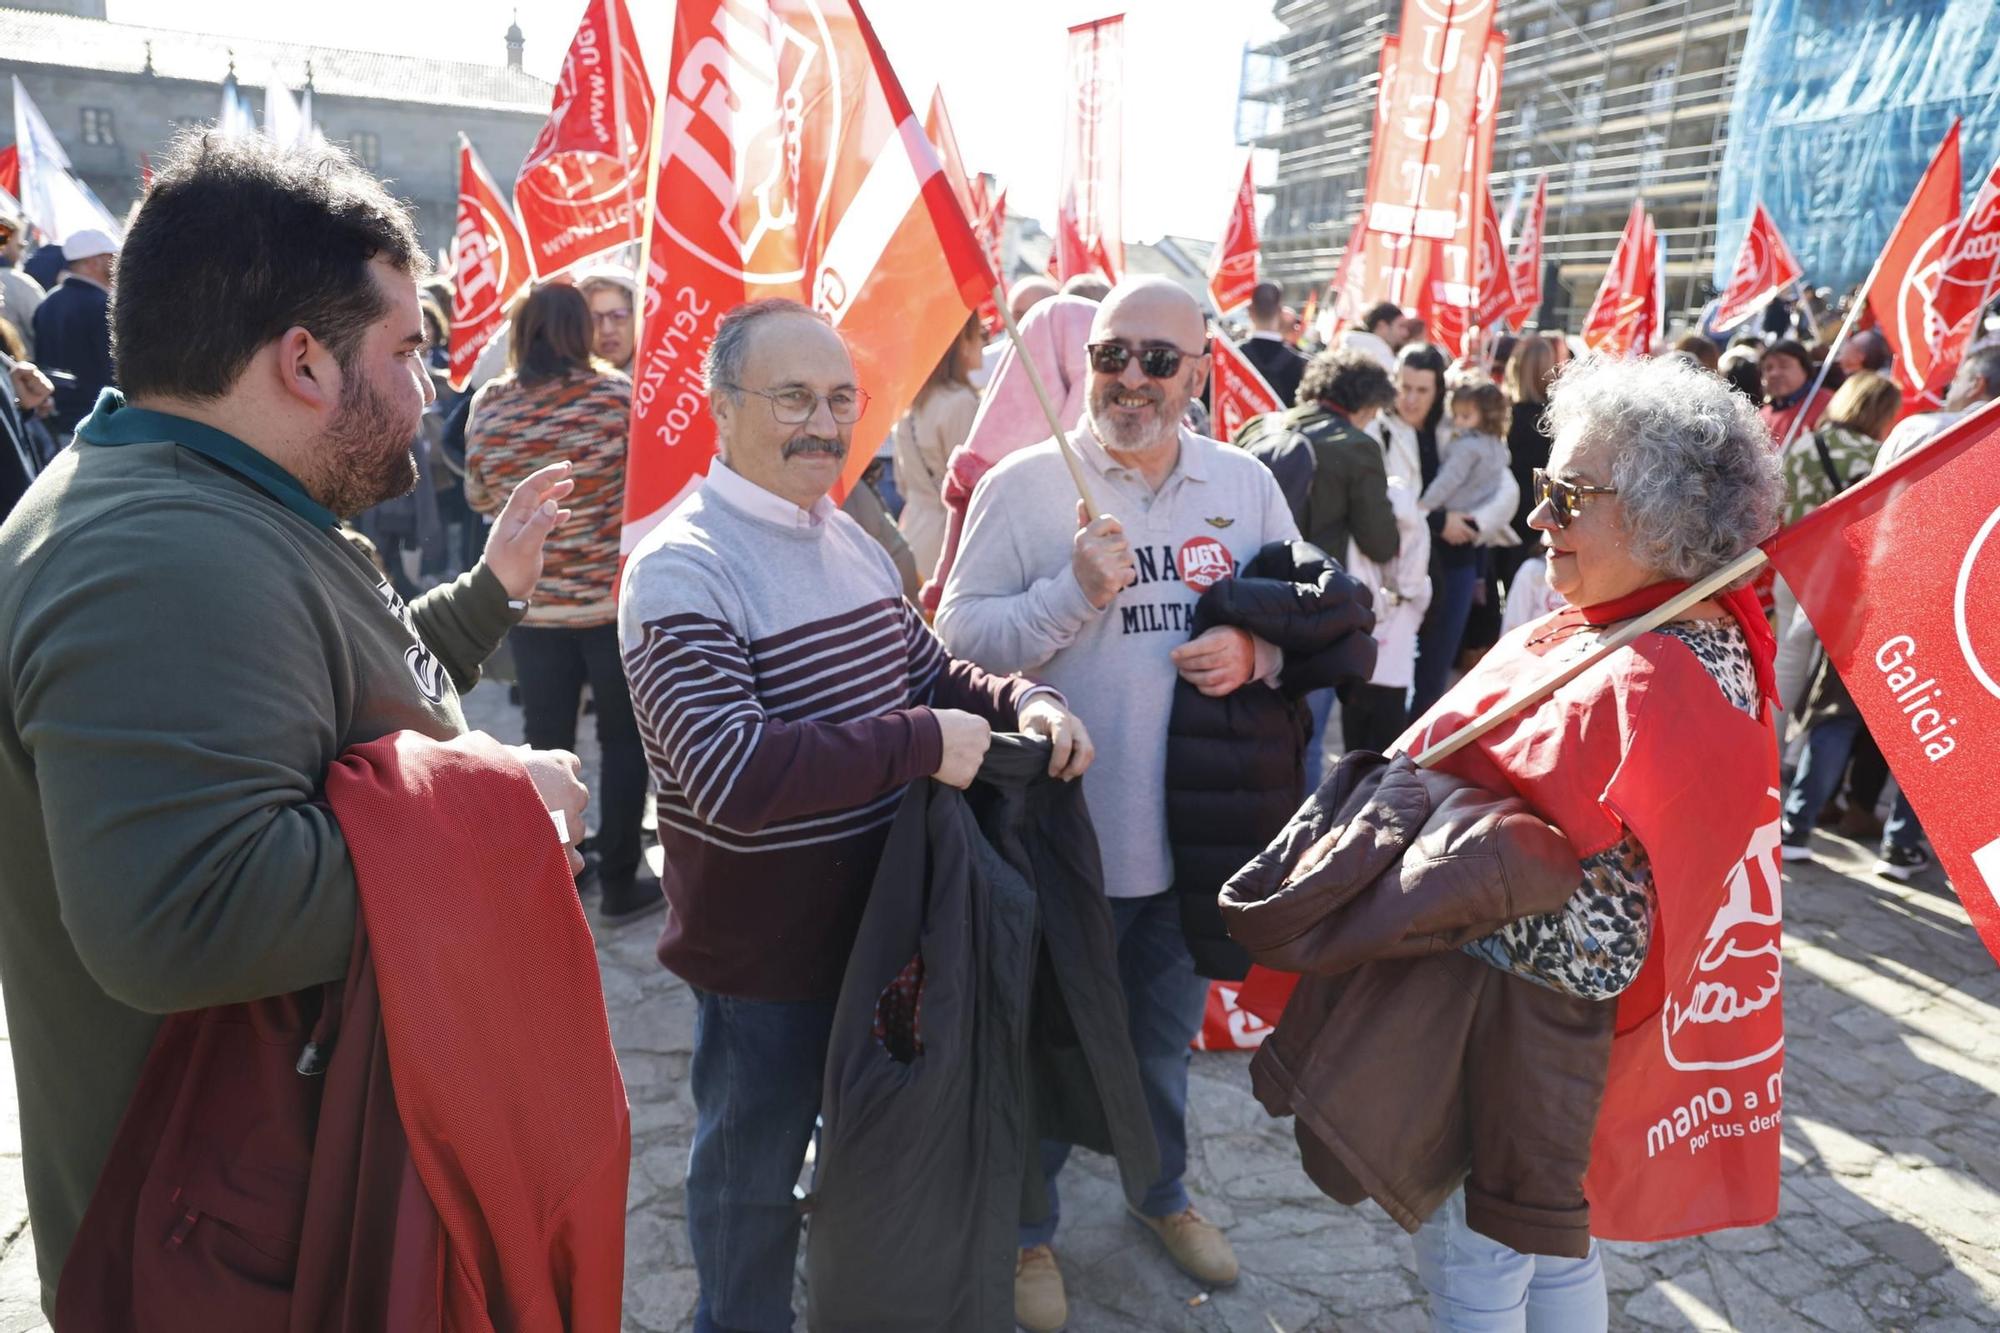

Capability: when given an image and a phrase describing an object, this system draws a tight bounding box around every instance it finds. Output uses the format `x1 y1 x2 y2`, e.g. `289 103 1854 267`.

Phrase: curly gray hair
1543 354 1781 581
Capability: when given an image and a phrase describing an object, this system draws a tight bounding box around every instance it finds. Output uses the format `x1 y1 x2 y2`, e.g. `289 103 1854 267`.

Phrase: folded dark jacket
1219 751 1615 1258
1167 539 1376 979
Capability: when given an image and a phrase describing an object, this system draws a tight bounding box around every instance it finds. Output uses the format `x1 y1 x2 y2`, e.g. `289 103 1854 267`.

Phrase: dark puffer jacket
1167 540 1377 979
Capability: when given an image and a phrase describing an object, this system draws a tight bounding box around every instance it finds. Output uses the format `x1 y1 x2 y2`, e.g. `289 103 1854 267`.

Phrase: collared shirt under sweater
618 459 1043 1001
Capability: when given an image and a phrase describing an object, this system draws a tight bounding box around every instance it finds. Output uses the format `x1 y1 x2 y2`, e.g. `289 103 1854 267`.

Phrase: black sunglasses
1532 468 1618 529
1086 341 1206 379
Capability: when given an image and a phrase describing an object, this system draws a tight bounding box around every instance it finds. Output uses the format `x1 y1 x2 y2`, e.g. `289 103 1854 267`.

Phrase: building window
350 132 380 170
81 107 117 147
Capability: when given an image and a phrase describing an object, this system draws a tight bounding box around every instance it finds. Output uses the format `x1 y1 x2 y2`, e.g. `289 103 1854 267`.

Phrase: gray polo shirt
936 424 1298 897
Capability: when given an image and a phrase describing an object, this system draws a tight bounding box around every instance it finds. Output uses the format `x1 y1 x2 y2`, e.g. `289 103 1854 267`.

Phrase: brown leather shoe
1837 805 1885 842
1015 1244 1068 1332
1131 1204 1240 1285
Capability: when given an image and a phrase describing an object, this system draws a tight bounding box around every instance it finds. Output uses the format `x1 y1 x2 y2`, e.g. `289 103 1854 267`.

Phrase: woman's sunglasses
1532 468 1618 529
1086 341 1205 379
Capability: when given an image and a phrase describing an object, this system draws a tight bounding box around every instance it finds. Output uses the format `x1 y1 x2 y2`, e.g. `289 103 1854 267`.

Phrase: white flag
263 76 303 148
296 87 325 149
218 76 254 137
10 77 122 243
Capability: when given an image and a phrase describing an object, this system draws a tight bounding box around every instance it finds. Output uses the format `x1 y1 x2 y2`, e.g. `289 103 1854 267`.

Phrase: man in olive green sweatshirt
0 131 590 1316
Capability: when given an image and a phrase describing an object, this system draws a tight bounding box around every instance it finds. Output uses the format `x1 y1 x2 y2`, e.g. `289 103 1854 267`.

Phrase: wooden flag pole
992 280 1101 516
1413 545 1771 769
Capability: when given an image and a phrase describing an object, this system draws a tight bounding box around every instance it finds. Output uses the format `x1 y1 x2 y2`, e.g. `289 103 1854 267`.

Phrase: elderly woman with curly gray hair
1401 353 1784 1329
1231 354 1786 1333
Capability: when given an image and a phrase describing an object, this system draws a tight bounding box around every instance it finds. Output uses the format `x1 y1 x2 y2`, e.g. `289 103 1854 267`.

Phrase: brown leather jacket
1219 752 1615 1258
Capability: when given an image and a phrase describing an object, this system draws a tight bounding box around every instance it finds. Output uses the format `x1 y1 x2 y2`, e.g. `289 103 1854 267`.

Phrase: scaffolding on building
1241 0 1753 330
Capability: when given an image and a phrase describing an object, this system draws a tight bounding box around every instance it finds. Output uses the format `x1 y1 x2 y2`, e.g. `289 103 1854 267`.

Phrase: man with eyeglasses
937 276 1301 1329
618 297 1092 1333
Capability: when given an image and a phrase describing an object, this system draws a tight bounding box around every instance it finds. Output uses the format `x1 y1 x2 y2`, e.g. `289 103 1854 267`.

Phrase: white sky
108 0 1282 244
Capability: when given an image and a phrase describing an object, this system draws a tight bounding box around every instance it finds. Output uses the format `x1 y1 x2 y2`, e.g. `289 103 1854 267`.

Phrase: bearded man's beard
311 366 420 521
1087 377 1186 454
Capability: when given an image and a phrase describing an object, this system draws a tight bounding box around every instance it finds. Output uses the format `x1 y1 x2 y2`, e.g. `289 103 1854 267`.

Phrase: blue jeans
686 990 836 1333
1413 1189 1608 1332
1781 715 1863 844
1413 556 1481 719
1882 790 1925 855
1020 891 1209 1247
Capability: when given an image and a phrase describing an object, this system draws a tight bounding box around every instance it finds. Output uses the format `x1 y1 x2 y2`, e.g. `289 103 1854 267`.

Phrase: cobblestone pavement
4 678 1998 1331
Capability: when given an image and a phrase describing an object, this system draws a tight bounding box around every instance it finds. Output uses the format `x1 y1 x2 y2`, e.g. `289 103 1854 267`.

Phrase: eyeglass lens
1088 344 1187 379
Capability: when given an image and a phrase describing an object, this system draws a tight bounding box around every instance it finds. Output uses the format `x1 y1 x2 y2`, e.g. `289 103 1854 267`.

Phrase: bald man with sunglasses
937 277 1300 1328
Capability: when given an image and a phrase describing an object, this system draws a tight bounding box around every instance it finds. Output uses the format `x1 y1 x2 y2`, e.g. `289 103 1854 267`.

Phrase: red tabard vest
1405 603 1784 1242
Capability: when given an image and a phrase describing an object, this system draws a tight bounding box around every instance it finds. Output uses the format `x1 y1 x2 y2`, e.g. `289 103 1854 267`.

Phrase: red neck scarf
1535 578 1777 714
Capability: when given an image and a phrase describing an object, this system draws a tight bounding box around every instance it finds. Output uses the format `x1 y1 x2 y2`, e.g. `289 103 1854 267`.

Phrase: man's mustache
783 436 848 460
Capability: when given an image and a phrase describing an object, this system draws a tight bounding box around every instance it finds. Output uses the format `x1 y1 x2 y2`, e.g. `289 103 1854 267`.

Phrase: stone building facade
0 1 552 253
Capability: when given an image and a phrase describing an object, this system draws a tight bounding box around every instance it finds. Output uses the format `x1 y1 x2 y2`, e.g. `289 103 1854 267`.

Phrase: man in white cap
31 228 117 436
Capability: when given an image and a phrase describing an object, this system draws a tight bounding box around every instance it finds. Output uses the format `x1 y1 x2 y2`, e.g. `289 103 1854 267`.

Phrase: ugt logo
1660 787 1784 1073
655 0 843 287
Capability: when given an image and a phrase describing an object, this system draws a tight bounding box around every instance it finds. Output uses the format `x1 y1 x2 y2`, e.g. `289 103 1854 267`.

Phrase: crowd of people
0 125 1976 1333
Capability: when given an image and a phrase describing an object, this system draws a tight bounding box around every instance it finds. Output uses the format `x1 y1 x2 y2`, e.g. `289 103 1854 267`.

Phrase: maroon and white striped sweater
618 462 1039 1001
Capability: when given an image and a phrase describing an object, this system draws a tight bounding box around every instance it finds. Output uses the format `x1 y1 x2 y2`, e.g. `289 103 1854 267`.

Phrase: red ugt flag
449 137 533 391
1207 158 1259 315
1058 15 1124 283
1580 200 1660 358
1209 335 1283 440
925 87 998 332
1713 202 1804 332
1764 399 2000 964
1474 180 1520 333
1367 0 1495 245
1505 173 1547 327
624 0 994 553
1420 31 1505 356
1916 147 2000 407
1864 121 1962 410
0 144 17 201
515 0 653 277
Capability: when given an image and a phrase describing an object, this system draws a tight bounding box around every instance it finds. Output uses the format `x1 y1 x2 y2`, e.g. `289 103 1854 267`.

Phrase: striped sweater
465 368 630 627
617 461 1038 1001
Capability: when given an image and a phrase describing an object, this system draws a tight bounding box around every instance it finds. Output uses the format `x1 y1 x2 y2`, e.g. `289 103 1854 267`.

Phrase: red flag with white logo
1863 121 1962 409
514 0 653 277
1506 173 1547 327
927 88 999 331
1208 158 1259 315
1419 30 1505 355
0 145 17 201
1058 15 1124 283
1765 398 2000 964
980 184 1007 276
1915 148 2000 410
1367 0 1495 251
1713 203 1805 332
1191 981 1275 1051
1210 335 1284 440
623 0 995 553
1580 200 1661 358
449 136 533 391
1475 180 1520 333
923 87 976 226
